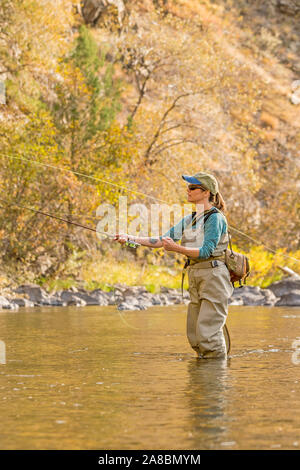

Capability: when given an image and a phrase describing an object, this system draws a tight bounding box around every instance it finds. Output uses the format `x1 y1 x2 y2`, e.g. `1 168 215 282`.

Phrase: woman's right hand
114 233 129 245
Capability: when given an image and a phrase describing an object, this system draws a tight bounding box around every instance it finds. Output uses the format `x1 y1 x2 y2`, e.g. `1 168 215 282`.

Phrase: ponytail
209 191 226 213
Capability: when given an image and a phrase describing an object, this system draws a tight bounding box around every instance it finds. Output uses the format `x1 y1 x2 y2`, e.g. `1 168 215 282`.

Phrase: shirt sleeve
159 215 192 242
198 213 227 259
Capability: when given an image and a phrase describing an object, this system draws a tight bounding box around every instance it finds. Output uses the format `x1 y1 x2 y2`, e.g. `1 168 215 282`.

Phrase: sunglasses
188 185 204 191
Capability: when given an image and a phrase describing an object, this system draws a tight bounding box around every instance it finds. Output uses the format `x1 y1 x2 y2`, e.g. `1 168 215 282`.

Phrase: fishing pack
225 232 251 288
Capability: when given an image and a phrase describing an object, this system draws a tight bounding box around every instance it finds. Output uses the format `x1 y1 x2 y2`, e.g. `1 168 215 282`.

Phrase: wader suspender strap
181 208 219 300
228 230 234 255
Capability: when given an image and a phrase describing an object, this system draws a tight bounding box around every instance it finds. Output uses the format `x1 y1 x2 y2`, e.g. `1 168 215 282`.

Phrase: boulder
65 298 87 307
136 295 154 308
115 285 148 297
90 289 110 305
260 289 279 306
0 295 13 309
276 0 300 16
59 290 82 304
239 291 266 306
0 295 19 310
39 296 66 307
275 289 300 306
69 291 101 306
268 278 300 298
81 0 126 26
157 293 173 306
117 297 147 311
14 284 48 304
10 298 35 308
228 297 244 306
229 285 278 306
151 294 163 306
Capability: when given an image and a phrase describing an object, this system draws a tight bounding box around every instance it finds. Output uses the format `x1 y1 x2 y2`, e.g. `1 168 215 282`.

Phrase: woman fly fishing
114 172 233 359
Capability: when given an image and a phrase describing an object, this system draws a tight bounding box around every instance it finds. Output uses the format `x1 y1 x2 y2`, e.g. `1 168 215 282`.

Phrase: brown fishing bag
225 232 250 287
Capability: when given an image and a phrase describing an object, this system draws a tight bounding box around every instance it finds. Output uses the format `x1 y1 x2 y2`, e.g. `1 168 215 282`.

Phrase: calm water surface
0 304 299 450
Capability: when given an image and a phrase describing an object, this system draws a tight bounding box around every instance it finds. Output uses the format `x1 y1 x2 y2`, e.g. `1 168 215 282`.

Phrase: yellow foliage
231 243 300 288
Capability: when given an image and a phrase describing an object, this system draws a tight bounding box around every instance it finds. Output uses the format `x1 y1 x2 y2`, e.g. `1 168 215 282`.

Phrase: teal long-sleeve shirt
160 208 228 259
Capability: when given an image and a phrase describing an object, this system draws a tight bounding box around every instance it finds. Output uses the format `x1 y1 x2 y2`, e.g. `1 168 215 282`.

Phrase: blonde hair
209 191 226 213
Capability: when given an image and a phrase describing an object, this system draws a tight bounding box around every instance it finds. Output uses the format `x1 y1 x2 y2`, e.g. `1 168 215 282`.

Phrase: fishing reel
124 239 141 250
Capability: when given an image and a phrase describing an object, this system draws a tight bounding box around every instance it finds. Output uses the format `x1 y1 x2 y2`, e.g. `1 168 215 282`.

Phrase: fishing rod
0 197 230 347
0 197 140 249
0 154 167 204
1 153 299 263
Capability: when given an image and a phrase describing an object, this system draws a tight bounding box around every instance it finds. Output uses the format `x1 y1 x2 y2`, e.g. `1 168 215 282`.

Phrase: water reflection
186 358 230 448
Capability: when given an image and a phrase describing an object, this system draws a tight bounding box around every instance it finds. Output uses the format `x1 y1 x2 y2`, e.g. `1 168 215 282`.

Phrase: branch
148 138 197 164
143 83 217 163
143 92 196 162
160 123 203 135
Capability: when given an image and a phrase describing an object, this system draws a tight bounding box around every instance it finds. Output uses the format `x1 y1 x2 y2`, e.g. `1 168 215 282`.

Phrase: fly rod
0 197 140 249
0 196 231 348
1 154 299 263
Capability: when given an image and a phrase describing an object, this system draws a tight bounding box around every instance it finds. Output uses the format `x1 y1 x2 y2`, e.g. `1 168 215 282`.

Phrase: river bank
0 277 300 311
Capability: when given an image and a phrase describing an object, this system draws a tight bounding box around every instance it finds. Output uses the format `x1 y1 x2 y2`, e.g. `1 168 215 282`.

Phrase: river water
0 305 299 450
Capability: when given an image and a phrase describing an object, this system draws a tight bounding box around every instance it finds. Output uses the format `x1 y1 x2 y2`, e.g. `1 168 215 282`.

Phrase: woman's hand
114 233 129 245
161 237 180 252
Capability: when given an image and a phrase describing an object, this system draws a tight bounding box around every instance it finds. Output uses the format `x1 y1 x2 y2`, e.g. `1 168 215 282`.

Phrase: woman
114 172 233 359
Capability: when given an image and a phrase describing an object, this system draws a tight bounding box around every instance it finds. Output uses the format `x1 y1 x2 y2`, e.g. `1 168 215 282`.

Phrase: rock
39 296 66 307
115 285 148 297
10 298 35 308
229 285 279 306
59 290 82 304
275 289 300 306
14 284 48 303
69 292 101 306
81 0 126 27
157 293 173 306
276 0 300 16
160 286 174 294
0 295 13 308
117 301 147 311
106 291 119 305
90 289 110 306
136 295 154 308
260 289 279 306
167 296 182 305
268 278 300 298
232 285 262 296
229 297 244 306
69 299 87 307
10 279 300 310
239 291 266 306
13 284 64 306
151 294 163 305
68 286 79 293
0 295 19 310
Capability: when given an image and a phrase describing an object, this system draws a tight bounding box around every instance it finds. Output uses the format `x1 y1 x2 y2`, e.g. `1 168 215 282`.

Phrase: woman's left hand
161 237 179 252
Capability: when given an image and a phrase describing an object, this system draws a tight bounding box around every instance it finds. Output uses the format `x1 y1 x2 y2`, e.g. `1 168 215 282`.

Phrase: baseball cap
182 172 219 195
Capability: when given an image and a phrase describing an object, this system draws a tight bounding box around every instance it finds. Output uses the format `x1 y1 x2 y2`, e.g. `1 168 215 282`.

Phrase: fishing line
0 154 167 204
0 196 141 330
0 197 114 238
1 153 299 264
229 225 300 264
